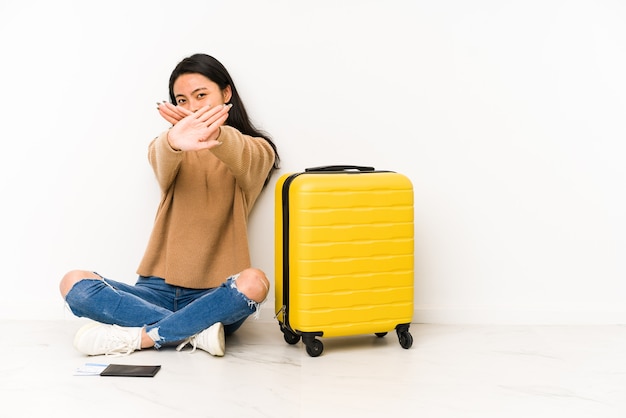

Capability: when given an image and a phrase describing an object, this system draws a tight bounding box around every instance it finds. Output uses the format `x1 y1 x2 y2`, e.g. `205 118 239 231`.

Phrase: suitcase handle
305 165 375 172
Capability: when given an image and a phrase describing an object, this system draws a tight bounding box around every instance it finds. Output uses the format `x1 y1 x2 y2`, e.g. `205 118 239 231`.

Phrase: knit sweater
136 125 276 289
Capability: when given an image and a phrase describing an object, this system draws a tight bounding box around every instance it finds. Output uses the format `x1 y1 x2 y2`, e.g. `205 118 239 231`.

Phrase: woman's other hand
157 101 192 125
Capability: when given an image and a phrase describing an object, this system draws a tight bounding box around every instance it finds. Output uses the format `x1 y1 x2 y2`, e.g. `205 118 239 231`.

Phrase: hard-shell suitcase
275 165 414 357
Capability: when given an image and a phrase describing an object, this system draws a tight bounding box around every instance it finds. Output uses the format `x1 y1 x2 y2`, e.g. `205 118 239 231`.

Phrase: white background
1 0 624 324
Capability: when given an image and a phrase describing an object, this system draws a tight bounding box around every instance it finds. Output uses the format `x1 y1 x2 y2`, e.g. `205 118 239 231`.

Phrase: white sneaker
73 322 142 356
176 322 225 357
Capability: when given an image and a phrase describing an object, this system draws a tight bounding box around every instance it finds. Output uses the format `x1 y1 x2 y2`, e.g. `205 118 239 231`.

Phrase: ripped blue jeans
64 273 260 348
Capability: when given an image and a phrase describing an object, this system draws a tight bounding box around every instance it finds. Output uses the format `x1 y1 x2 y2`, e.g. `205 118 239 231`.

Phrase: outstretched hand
163 104 232 152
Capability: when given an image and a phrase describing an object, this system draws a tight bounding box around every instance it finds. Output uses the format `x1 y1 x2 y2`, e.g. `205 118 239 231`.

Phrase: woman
59 53 279 357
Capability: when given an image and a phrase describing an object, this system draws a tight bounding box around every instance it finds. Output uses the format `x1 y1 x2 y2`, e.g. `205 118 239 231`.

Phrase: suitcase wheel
377 328 413 349
282 328 301 345
303 335 324 357
397 328 413 349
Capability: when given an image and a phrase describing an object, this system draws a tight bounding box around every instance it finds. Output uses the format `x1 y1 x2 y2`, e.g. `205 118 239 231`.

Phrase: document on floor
74 362 109 376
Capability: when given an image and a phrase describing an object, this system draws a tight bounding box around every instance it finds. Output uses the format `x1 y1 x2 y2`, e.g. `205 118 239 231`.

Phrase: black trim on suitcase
280 171 303 333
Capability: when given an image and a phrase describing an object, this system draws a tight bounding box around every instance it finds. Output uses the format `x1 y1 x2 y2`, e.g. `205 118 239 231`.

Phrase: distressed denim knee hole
229 275 263 319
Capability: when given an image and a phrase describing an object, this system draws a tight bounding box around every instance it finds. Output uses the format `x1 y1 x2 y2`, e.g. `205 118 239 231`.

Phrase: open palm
165 104 231 151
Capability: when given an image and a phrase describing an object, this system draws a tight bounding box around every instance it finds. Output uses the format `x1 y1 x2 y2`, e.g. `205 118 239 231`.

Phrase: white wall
1 0 624 324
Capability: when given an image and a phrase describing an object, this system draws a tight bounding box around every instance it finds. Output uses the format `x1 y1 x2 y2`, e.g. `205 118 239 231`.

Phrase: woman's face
172 73 232 112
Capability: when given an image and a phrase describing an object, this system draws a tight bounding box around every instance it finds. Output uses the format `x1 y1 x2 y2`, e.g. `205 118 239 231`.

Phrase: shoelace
104 326 138 357
175 336 199 353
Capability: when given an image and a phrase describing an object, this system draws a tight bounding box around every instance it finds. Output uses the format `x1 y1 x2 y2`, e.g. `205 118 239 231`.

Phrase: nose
189 98 202 113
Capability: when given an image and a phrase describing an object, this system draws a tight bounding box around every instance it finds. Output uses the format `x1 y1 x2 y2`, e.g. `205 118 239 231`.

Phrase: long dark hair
168 53 279 186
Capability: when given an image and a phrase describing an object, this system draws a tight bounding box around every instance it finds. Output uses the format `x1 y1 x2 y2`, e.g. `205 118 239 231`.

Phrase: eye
197 93 207 100
176 98 187 105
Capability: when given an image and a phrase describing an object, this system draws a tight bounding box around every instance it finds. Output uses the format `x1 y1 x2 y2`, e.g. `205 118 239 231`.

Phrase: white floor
2 319 625 418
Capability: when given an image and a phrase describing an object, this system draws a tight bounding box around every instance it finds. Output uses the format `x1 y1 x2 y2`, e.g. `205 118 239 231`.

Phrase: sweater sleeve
147 131 184 194
210 126 276 206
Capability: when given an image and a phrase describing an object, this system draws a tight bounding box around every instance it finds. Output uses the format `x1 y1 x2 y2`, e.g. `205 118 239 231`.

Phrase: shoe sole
73 321 103 355
211 322 225 357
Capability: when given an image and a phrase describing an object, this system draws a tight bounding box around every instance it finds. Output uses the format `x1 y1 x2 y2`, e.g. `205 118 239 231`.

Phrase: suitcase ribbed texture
275 170 414 343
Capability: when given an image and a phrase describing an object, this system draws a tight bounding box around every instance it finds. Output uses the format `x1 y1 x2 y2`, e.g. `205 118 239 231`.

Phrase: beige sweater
136 125 275 289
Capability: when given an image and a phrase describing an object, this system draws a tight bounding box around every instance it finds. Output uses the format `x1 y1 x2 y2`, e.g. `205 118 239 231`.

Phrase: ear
222 85 233 103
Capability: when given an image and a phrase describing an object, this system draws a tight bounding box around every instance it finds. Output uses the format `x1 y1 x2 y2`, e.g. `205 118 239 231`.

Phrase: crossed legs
59 268 271 350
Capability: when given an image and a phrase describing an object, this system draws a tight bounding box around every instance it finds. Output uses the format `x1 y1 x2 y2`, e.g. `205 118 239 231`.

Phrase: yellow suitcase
275 165 414 356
